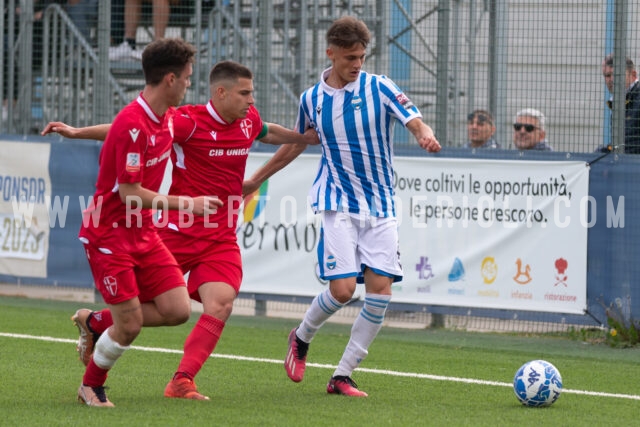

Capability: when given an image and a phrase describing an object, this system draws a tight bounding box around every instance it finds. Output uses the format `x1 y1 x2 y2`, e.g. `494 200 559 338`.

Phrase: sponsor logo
448 257 465 282
513 258 532 284
396 93 415 109
554 258 568 287
126 153 140 173
145 149 171 167
481 257 498 284
415 256 434 280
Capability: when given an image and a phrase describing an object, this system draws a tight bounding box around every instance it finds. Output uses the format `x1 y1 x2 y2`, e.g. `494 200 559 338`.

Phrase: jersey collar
206 100 228 125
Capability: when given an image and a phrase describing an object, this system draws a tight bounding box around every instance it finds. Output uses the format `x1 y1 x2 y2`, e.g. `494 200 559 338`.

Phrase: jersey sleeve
378 75 422 126
173 106 198 144
295 90 313 133
108 114 146 185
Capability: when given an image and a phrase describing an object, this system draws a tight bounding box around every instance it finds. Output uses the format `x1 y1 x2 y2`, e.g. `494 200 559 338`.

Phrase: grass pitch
0 296 638 426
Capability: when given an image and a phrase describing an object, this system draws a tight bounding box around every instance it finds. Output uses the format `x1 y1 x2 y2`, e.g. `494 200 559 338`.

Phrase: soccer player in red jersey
63 38 222 407
42 61 316 401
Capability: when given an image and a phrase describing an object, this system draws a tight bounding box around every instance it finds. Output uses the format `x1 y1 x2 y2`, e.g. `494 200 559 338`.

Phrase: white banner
241 154 590 314
0 141 51 277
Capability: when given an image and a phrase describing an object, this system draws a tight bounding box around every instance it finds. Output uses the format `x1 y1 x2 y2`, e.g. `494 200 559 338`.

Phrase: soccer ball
513 360 563 407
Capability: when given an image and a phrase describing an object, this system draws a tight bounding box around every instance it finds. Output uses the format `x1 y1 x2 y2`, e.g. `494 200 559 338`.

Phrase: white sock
333 293 391 377
297 289 345 343
92 329 130 370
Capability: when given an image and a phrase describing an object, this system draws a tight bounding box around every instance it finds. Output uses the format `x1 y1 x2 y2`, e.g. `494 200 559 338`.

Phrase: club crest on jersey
126 153 140 173
351 95 363 111
240 119 252 139
396 93 415 109
129 128 140 142
103 275 118 297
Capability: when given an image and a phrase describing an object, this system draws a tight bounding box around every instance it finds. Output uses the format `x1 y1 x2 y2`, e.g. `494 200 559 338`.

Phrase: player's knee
165 307 191 325
330 287 355 304
114 322 142 345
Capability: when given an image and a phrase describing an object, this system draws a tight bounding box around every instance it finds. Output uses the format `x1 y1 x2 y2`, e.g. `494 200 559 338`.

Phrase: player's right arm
259 122 319 146
118 182 223 216
242 143 307 197
41 122 111 141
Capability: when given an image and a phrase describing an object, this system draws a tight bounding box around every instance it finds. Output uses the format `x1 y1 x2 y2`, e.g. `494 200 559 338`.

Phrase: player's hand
418 134 441 153
303 127 320 145
242 179 261 198
191 196 224 216
41 121 77 138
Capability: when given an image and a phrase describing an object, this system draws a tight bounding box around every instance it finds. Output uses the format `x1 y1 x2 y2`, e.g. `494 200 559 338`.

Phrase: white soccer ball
513 360 563 407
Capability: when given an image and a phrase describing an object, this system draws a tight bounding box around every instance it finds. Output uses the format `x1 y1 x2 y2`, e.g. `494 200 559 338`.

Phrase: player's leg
72 284 188 367
286 211 358 382
165 281 236 400
165 240 242 400
79 295 143 407
328 216 399 397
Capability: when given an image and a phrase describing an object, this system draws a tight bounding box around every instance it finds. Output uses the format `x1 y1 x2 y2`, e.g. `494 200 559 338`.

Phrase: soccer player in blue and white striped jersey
244 16 440 397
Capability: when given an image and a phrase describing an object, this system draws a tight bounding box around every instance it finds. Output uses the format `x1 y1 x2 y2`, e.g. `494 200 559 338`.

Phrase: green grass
0 296 638 426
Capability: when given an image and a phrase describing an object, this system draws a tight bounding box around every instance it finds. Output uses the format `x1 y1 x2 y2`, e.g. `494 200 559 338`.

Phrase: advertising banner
241 154 590 314
0 141 51 278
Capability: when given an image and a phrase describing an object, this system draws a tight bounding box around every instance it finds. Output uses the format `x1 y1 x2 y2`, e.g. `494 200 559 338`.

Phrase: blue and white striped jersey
296 68 422 218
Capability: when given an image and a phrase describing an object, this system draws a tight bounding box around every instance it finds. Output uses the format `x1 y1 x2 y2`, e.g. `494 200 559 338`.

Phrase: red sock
89 309 113 335
174 314 225 380
82 358 109 388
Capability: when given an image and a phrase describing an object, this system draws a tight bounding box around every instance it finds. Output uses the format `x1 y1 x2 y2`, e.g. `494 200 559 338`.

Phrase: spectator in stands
65 0 98 44
3 1 59 122
512 108 552 151
600 54 640 154
109 0 176 61
465 109 500 149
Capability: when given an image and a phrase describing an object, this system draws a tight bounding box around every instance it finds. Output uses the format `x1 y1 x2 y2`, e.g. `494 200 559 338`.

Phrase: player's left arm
406 118 441 153
41 122 111 141
259 122 319 146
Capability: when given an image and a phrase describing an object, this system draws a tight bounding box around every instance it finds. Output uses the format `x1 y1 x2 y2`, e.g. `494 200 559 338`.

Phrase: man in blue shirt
244 16 440 397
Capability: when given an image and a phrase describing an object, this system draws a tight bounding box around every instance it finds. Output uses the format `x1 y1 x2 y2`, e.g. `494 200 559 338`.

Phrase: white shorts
317 211 403 283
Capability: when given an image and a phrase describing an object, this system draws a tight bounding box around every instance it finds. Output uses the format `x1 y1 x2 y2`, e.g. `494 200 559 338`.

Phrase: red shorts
159 229 243 302
82 235 185 305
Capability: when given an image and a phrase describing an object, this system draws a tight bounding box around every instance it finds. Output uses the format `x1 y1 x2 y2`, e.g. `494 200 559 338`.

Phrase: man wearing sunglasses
465 109 500 149
512 108 553 151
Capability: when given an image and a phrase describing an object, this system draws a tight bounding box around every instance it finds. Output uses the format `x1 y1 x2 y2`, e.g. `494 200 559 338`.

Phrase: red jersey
79 94 175 248
161 101 266 242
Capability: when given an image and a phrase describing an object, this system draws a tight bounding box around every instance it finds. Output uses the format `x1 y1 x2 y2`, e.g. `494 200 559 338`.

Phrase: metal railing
41 4 128 128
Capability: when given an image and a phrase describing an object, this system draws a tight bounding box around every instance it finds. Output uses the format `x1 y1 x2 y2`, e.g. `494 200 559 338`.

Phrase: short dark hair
209 60 253 86
141 38 196 85
326 16 371 49
603 53 635 72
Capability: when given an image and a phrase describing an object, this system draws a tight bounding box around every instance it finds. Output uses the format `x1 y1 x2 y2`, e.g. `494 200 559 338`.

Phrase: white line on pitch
2 332 638 401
